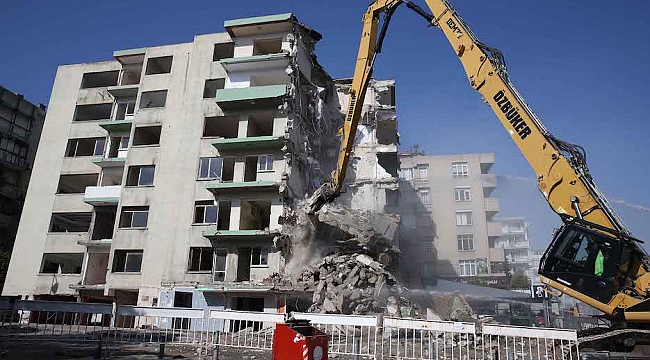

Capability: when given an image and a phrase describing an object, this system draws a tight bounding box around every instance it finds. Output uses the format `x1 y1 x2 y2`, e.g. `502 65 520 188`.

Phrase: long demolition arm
309 0 628 239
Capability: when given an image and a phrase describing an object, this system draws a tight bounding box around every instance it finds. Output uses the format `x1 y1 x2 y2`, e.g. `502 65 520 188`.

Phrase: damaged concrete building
2 13 400 314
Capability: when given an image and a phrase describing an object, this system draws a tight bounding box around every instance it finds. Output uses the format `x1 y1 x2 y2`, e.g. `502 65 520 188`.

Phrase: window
80 71 119 89
417 165 429 180
194 200 217 224
213 249 227 281
452 162 469 177
251 247 268 266
39 253 84 274
258 155 273 171
456 211 473 226
66 138 105 157
198 157 223 180
203 116 238 138
145 56 173 75
133 126 162 146
247 111 274 137
119 206 149 228
56 174 99 194
454 187 471 202
253 38 282 56
203 79 225 98
139 90 167 109
423 242 435 253
113 100 136 121
213 42 234 61
112 250 143 273
459 259 477 276
418 188 429 204
188 247 213 272
400 168 413 180
457 234 475 251
126 165 155 186
49 212 92 232
74 104 113 121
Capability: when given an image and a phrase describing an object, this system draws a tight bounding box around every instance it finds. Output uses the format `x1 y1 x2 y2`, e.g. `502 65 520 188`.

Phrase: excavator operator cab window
542 223 621 304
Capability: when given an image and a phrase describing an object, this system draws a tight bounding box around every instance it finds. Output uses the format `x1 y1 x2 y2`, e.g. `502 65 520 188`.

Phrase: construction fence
0 299 579 359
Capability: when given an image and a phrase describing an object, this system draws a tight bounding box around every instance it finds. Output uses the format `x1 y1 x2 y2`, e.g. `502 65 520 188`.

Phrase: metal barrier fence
0 299 579 359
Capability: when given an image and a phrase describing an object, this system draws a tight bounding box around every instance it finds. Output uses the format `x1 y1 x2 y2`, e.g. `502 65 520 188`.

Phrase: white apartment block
3 13 399 314
399 153 506 288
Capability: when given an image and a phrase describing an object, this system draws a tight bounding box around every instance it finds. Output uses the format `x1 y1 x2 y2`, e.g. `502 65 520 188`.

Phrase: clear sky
2 0 650 251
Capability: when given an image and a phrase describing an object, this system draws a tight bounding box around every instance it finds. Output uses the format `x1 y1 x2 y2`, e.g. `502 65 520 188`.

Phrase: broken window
126 165 155 186
113 100 136 120
239 200 271 230
80 71 119 89
133 126 162 146
213 42 234 61
251 247 268 266
213 249 227 281
247 111 274 137
139 90 167 109
188 247 212 272
91 206 117 240
119 65 142 85
49 212 92 232
456 211 473 226
257 155 273 172
56 174 98 194
198 157 234 182
459 259 477 276
112 250 143 273
74 104 113 121
145 56 173 75
253 38 282 56
203 116 238 138
454 187 471 202
39 253 84 274
66 137 105 157
119 206 149 228
452 162 469 177
100 168 123 186
244 156 258 182
194 200 217 224
457 235 475 251
217 201 231 230
203 79 225 98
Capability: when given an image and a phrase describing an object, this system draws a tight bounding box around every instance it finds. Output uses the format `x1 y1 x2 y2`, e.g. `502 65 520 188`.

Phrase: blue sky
2 0 650 251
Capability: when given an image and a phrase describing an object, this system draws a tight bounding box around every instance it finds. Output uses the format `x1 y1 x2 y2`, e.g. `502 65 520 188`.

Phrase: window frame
194 201 218 224
452 162 469 177
112 250 143 273
454 186 471 202
418 188 430 204
119 206 149 229
126 165 155 187
456 210 473 226
257 154 274 172
457 234 475 251
187 247 213 272
198 157 223 180
250 246 269 267
417 164 429 180
459 259 477 277
212 248 227 281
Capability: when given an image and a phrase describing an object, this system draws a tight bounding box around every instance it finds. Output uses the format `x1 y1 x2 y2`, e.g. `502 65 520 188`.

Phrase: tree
510 270 531 289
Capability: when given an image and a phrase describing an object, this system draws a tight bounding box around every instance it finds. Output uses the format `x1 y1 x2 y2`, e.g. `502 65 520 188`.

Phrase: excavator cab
540 220 627 305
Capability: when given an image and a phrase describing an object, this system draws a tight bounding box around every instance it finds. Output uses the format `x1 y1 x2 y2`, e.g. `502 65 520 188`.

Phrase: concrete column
230 198 241 230
237 114 248 138
233 157 245 183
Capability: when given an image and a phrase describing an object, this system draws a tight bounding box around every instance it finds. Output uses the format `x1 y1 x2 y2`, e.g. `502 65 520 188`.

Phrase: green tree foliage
510 270 531 289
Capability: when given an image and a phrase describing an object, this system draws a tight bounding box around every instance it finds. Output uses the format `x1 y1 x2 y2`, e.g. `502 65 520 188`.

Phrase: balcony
487 221 502 237
484 198 500 214
216 85 286 110
220 53 289 72
205 180 279 194
495 240 530 250
202 229 278 242
84 185 121 206
479 153 495 173
506 255 530 264
224 13 293 38
92 157 126 168
98 119 133 132
212 136 284 153
481 174 497 189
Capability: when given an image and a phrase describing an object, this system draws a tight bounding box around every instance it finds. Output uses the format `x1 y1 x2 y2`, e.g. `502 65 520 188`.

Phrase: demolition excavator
306 0 650 352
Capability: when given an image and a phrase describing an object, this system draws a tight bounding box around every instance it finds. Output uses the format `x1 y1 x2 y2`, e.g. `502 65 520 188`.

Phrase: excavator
306 0 650 354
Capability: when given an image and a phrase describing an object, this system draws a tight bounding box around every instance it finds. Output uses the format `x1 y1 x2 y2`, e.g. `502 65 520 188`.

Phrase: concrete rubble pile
296 253 416 316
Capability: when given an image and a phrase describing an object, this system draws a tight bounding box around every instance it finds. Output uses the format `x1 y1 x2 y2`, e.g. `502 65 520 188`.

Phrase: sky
2 0 650 251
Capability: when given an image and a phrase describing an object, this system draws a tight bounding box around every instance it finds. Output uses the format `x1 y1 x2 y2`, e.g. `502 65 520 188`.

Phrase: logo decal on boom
446 18 463 37
493 90 532 140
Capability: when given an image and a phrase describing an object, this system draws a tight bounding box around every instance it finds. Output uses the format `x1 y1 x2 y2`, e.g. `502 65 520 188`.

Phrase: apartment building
0 87 45 253
3 13 399 313
493 217 542 284
399 153 507 288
